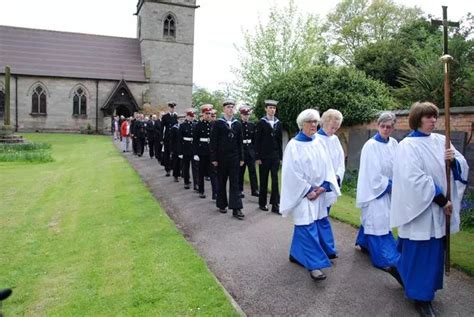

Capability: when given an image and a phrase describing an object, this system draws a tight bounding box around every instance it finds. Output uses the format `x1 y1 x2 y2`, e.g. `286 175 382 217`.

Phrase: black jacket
255 116 283 160
146 120 156 139
241 120 256 158
169 123 180 153
210 117 243 162
193 120 212 157
177 120 194 156
135 121 146 138
161 112 178 141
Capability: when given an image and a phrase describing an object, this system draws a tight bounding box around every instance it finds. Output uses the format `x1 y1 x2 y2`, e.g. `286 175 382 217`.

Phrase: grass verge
0 133 238 316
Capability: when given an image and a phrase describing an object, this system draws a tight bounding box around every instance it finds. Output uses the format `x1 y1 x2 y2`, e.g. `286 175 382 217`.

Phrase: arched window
73 87 87 115
32 85 47 114
163 14 176 38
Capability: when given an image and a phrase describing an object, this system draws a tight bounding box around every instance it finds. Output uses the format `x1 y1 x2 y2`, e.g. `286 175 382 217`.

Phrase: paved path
121 147 474 316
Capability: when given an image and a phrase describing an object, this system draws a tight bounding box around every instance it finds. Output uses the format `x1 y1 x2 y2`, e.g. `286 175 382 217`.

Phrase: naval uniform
178 119 194 187
239 120 259 195
146 119 156 158
193 120 213 196
161 112 178 173
152 119 163 162
255 116 283 211
210 116 244 211
169 122 181 180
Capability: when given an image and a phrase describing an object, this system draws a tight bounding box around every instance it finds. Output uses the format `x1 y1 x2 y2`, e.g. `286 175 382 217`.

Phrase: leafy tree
325 0 421 64
192 85 226 115
232 0 327 104
255 66 398 134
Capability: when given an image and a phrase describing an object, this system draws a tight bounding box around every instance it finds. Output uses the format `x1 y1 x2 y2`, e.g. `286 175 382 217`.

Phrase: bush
461 191 474 232
0 142 53 163
255 66 399 134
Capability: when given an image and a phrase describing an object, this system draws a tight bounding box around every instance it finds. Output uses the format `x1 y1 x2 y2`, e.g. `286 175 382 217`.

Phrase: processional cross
431 6 459 275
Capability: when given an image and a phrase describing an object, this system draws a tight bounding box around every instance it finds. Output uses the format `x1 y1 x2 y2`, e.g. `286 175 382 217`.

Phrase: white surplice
356 137 398 235
280 137 341 225
390 133 469 240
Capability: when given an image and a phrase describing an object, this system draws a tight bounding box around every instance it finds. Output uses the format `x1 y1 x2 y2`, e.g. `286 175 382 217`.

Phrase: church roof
0 25 147 82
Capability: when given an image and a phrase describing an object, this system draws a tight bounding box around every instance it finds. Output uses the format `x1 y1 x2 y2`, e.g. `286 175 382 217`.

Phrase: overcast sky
0 0 470 91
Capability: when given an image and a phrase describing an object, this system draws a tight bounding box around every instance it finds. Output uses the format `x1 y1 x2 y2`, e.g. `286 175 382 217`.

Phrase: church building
0 0 197 133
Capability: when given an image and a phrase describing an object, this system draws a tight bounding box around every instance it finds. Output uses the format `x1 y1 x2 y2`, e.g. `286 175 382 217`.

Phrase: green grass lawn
0 134 238 316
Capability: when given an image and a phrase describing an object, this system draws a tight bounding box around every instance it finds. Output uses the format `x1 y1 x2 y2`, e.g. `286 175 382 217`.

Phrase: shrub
255 66 398 134
461 191 474 232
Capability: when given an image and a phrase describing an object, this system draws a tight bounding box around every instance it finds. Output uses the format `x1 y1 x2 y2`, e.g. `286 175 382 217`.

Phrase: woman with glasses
280 109 340 281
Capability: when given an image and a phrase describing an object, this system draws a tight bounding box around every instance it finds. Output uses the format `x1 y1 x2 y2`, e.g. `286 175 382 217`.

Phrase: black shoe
251 191 260 197
233 209 244 220
199 193 206 199
184 184 190 189
238 192 245 198
310 269 327 281
174 177 179 182
271 204 280 213
415 301 435 317
165 172 170 177
138 154 142 157
259 205 269 211
328 254 338 260
0 288 12 301
219 208 228 214
384 266 404 288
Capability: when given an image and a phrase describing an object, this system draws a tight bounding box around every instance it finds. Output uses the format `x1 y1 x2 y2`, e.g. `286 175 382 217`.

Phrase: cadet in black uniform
161 103 178 176
193 104 214 198
191 116 200 192
239 106 259 198
178 109 195 189
169 120 181 182
210 99 245 220
135 114 147 157
152 114 163 163
146 114 157 159
255 99 283 213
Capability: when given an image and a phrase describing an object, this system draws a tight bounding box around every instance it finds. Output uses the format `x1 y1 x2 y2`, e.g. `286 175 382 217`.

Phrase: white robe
390 133 469 240
280 137 341 225
356 137 398 235
315 133 345 203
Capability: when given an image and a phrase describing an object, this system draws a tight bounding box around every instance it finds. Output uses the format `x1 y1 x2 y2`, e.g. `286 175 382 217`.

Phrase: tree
232 0 327 104
192 85 226 115
255 66 398 134
325 0 421 64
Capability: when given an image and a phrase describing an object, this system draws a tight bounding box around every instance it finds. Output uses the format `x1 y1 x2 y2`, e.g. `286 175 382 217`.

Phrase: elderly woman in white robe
281 109 341 281
355 112 400 272
314 109 345 259
390 102 469 316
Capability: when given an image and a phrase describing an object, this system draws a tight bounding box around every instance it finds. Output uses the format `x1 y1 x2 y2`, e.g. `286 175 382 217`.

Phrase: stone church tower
136 0 198 109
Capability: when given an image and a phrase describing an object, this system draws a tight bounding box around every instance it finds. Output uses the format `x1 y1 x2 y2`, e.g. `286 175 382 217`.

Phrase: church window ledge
30 113 47 117
72 114 88 119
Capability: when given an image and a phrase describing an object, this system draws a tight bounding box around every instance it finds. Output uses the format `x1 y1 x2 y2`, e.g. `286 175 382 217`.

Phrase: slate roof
0 25 147 82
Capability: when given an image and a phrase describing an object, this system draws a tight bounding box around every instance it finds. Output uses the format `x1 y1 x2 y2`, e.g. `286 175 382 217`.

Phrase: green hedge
255 66 399 133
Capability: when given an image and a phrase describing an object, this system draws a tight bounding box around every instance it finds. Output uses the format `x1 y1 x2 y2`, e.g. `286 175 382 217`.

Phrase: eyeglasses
304 120 318 125
379 124 394 129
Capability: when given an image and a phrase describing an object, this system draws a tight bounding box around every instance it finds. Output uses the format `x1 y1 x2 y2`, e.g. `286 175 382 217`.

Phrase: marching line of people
115 100 468 317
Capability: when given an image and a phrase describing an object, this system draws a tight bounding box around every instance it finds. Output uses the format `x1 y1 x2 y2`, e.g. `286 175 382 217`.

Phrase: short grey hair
321 109 343 126
296 109 320 129
377 111 397 126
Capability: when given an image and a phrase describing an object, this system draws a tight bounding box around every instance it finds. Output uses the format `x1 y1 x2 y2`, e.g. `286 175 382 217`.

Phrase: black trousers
216 159 243 210
132 136 138 154
162 140 172 172
210 165 218 197
172 153 181 178
192 159 199 189
181 155 192 185
147 136 155 158
239 152 258 193
198 155 211 194
258 158 280 207
154 139 162 162
137 137 145 156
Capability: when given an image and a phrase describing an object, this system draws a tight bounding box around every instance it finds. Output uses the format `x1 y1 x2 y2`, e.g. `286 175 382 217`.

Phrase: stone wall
0 75 145 133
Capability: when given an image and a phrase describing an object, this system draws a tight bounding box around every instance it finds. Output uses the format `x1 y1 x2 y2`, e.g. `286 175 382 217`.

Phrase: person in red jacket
121 118 131 152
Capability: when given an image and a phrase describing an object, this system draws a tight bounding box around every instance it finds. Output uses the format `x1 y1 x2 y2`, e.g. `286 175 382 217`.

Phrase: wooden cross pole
431 6 459 275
